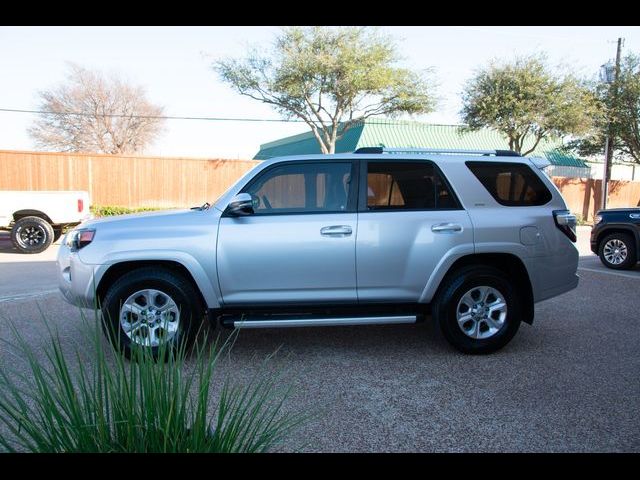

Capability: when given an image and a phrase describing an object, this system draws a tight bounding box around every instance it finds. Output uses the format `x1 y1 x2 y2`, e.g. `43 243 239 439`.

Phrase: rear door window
363 161 460 211
466 161 552 206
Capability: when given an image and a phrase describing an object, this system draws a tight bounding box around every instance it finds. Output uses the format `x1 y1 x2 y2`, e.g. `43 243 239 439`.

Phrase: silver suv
57 148 579 356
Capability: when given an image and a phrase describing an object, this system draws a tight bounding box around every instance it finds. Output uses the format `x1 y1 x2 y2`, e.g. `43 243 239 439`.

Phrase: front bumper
56 241 100 309
590 225 600 254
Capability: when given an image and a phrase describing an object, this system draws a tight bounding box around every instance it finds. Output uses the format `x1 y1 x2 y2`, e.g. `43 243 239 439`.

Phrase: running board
230 315 418 329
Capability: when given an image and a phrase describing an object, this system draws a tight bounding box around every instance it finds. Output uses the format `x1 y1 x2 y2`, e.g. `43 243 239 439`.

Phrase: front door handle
431 223 463 233
320 225 353 236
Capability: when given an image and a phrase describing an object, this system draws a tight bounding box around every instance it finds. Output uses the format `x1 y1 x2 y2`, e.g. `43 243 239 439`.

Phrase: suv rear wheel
101 267 205 359
433 265 522 354
598 232 637 270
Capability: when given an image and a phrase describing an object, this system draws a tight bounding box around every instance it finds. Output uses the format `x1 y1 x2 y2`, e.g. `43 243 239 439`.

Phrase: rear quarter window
466 161 552 207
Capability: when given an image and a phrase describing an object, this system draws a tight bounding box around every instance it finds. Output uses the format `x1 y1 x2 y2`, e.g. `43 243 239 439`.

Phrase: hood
72 206 222 266
79 208 208 229
597 207 640 214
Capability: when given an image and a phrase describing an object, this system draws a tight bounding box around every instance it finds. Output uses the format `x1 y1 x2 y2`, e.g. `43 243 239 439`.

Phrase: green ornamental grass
0 309 309 453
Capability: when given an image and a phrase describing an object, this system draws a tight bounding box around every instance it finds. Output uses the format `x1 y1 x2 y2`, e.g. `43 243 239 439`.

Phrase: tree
214 26 436 154
460 55 597 156
571 54 640 165
29 64 165 154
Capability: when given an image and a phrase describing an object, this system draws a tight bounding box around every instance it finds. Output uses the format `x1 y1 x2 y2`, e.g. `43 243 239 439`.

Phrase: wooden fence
1 149 639 220
551 177 640 221
0 150 260 208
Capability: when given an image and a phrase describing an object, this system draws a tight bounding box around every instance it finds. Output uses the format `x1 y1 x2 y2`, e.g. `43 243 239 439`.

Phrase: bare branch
29 66 165 154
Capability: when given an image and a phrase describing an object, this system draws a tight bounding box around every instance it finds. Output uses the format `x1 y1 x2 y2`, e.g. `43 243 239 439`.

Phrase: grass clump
0 312 309 453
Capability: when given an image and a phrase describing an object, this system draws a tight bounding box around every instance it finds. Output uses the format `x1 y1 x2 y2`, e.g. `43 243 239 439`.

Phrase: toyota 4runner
57 148 579 356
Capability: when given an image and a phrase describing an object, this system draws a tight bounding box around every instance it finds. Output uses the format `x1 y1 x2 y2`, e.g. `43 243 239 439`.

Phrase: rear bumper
535 273 579 303
56 213 94 228
527 241 580 303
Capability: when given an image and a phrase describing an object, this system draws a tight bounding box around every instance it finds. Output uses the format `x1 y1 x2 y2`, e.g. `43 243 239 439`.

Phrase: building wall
547 163 640 181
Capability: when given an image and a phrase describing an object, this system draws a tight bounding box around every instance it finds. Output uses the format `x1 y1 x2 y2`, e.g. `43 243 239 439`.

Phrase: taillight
78 198 84 213
553 209 577 242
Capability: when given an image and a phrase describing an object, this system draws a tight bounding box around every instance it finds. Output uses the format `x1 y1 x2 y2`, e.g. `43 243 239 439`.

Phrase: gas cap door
520 226 541 246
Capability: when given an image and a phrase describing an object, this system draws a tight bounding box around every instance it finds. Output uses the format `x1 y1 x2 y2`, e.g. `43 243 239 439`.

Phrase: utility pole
602 37 623 211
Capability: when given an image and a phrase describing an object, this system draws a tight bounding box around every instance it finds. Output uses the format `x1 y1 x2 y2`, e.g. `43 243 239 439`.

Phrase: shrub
90 205 170 217
574 213 592 226
0 310 309 453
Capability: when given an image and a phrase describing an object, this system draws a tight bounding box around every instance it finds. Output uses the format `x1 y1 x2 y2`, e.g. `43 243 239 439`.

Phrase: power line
0 107 463 127
0 108 312 123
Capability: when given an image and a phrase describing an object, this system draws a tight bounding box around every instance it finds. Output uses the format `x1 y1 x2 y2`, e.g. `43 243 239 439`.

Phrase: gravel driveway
0 227 638 452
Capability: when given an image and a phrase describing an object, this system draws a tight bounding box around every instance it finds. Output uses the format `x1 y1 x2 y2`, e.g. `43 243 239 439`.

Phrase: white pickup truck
0 190 92 253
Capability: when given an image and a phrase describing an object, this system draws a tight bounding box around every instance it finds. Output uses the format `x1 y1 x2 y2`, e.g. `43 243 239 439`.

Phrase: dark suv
591 208 640 270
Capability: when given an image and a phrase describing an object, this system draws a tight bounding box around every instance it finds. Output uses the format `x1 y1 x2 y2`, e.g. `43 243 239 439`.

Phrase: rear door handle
431 223 463 233
320 225 353 236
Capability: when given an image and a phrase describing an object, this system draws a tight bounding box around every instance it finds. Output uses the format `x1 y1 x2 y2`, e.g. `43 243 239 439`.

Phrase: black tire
433 265 522 354
598 232 637 270
101 267 205 360
10 216 54 254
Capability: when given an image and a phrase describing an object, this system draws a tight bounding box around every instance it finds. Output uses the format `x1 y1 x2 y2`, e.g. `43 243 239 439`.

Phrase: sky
0 26 639 159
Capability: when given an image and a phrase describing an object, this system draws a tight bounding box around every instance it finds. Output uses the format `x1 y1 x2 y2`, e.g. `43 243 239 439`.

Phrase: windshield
212 161 266 210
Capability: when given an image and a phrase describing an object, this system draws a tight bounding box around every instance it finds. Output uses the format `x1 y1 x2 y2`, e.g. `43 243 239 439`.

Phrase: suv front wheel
101 267 205 359
433 265 522 354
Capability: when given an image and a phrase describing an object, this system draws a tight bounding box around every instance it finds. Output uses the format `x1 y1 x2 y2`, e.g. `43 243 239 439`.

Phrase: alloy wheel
120 289 180 347
603 239 628 265
456 285 507 339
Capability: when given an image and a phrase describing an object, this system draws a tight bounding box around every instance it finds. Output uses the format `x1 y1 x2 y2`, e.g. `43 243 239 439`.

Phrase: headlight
66 228 96 250
594 215 603 225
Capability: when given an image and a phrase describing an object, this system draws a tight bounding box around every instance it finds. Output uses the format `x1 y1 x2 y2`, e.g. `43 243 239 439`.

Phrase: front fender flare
92 250 221 309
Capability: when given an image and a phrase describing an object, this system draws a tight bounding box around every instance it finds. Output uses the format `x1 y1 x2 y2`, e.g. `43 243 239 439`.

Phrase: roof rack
353 147 521 157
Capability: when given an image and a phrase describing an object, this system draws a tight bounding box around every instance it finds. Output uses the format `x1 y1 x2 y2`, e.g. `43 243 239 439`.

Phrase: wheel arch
431 253 534 325
96 260 209 312
596 226 640 253
12 210 53 224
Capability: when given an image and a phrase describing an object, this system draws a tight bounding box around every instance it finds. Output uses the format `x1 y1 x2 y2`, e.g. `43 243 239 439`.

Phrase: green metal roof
254 123 364 160
254 118 588 168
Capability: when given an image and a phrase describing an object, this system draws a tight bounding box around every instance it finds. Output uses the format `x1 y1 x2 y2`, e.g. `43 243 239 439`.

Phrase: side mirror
225 193 254 216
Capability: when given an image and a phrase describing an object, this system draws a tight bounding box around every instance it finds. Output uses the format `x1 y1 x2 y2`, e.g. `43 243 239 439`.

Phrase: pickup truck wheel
10 216 54 254
101 267 205 360
433 266 521 354
598 232 637 270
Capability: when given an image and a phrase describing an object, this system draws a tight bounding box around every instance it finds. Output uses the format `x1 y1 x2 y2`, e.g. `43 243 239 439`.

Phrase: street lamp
599 61 615 211
600 61 615 84
599 36 623 211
